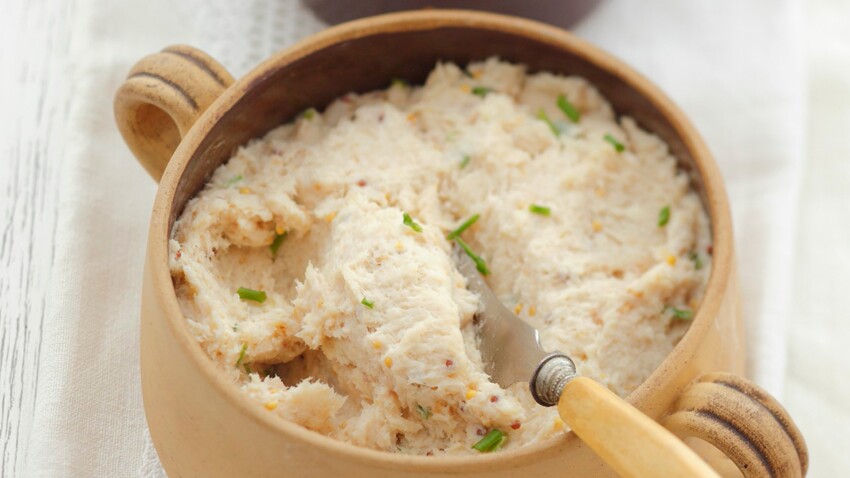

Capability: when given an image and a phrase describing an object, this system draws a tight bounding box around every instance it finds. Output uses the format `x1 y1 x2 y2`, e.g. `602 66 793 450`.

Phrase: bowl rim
148 8 733 471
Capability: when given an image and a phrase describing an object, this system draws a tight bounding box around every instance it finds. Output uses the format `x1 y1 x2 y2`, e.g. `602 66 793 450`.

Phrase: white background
1 0 847 476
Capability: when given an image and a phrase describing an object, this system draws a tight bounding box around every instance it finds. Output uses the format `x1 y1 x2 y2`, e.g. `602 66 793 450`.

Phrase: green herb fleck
537 109 560 136
667 307 694 320
472 86 493 98
472 429 507 453
235 343 248 367
604 133 625 152
529 204 551 216
302 108 317 120
416 404 432 420
460 154 471 169
688 251 703 270
446 214 480 240
658 206 671 227
403 212 423 233
244 364 252 374
454 236 490 275
224 174 243 187
557 94 581 123
361 297 375 309
391 78 409 88
270 231 288 257
237 287 267 303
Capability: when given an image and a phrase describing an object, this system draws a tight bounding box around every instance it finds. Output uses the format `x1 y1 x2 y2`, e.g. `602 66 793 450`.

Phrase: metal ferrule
530 353 579 407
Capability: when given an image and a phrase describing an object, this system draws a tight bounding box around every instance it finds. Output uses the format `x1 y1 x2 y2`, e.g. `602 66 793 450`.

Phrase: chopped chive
688 251 703 270
416 404 432 420
529 204 551 216
471 86 493 98
403 212 423 233
537 109 560 136
446 214 480 240
454 237 490 275
235 343 248 367
238 287 267 303
302 108 317 120
224 174 243 187
270 231 288 257
668 307 694 320
391 78 409 88
472 429 507 453
361 297 374 309
604 134 625 152
556 94 581 123
658 206 671 227
460 154 471 169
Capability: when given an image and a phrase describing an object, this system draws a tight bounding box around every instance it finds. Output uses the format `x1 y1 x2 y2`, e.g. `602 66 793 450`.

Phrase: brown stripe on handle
692 409 776 478
712 379 808 472
127 71 199 110
161 47 229 87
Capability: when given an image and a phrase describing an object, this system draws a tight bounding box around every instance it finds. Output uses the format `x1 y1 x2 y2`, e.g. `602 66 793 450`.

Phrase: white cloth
21 1 806 476
784 0 850 476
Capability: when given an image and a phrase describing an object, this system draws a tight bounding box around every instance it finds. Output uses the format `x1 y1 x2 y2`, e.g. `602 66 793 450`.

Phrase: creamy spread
169 58 712 455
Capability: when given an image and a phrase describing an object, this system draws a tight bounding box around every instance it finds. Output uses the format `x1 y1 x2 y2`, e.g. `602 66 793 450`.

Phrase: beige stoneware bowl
114 10 807 478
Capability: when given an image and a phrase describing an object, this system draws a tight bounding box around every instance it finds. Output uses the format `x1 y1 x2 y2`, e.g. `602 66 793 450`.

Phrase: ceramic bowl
114 10 807 478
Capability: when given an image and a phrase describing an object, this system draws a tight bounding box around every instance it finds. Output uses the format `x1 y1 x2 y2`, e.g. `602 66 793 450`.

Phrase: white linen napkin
783 0 850 475
21 1 802 476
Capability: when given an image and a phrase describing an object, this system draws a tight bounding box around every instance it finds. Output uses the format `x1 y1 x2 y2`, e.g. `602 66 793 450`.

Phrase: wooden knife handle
557 376 720 478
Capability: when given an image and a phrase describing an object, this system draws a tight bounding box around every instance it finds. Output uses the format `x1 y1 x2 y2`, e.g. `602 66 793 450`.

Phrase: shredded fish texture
169 58 712 455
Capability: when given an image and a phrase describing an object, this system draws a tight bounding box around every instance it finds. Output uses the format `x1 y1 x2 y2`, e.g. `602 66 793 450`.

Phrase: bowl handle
114 45 234 182
663 373 808 477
